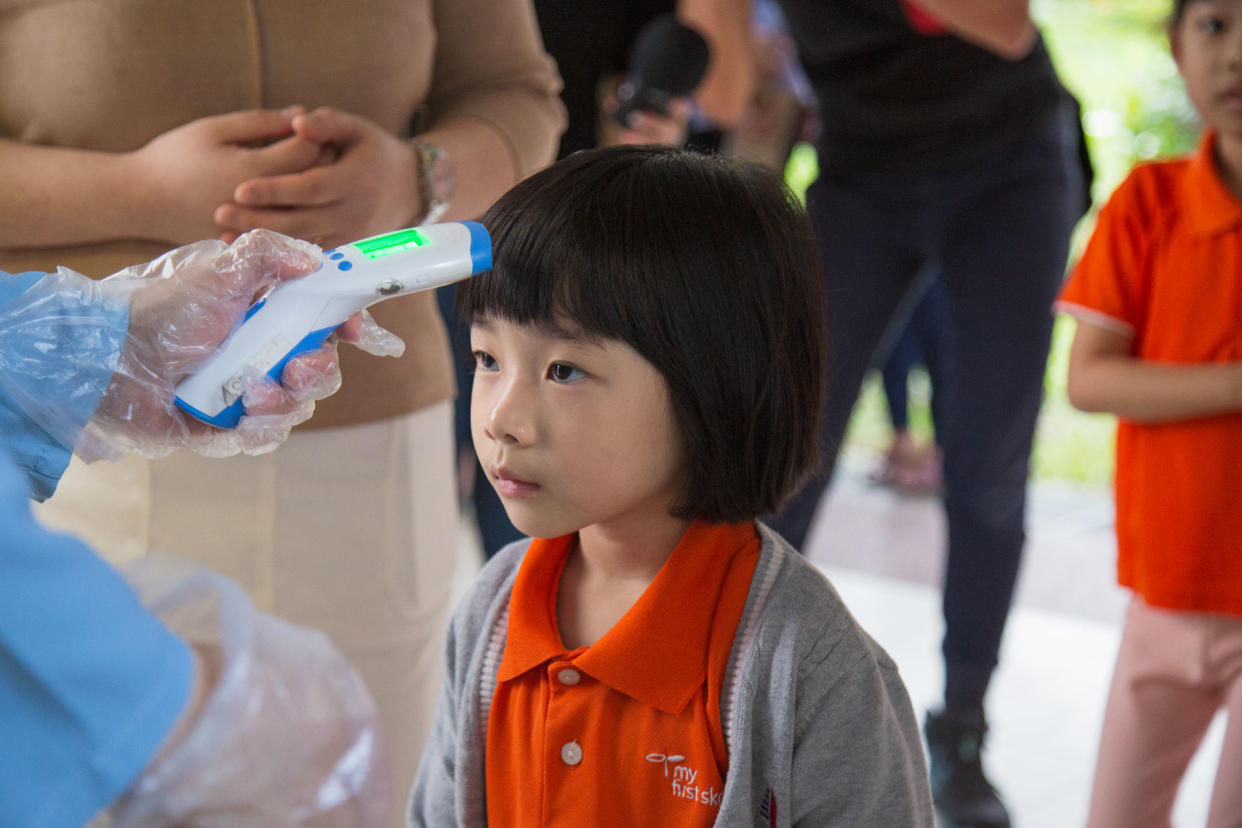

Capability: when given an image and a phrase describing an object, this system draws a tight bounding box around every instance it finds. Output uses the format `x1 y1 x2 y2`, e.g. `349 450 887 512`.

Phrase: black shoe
923 707 1011 828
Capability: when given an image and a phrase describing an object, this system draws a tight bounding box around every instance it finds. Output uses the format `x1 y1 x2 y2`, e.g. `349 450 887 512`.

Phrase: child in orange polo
410 146 933 827
1057 2 1242 825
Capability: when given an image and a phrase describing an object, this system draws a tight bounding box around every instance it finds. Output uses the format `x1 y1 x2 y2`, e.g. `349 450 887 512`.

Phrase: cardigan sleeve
789 619 933 827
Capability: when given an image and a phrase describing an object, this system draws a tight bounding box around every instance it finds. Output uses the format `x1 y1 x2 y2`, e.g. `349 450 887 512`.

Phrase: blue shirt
0 271 193 827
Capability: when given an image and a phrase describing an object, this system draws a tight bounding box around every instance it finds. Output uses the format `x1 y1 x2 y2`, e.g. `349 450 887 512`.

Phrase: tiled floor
451 449 1227 826
805 450 1225 827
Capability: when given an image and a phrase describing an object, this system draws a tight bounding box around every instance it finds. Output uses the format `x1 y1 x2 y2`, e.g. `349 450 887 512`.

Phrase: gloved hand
103 557 390 827
0 229 403 462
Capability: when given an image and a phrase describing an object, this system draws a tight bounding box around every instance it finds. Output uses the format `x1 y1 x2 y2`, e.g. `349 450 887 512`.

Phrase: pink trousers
1087 597 1242 828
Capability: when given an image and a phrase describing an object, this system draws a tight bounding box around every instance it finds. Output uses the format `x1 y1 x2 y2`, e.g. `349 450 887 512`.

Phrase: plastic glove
0 230 403 462
102 556 390 827
83 230 344 460
350 308 406 358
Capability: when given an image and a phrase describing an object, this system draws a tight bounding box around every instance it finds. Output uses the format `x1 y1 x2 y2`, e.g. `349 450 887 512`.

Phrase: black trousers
771 101 1085 709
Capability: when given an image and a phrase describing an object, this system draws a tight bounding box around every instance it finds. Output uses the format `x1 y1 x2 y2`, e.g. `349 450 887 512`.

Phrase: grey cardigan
409 523 934 827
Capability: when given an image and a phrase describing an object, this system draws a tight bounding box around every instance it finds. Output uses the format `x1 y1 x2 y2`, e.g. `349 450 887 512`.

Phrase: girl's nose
484 376 535 445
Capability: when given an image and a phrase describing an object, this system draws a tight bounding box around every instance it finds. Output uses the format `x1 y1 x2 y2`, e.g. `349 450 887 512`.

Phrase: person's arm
678 0 759 128
1065 318 1242 423
0 448 197 827
0 451 388 827
0 232 359 492
416 0 566 210
0 138 139 247
912 0 1036 59
0 111 323 248
0 269 128 498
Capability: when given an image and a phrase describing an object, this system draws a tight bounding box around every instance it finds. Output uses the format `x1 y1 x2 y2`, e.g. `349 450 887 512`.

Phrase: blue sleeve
0 447 194 828
0 271 129 500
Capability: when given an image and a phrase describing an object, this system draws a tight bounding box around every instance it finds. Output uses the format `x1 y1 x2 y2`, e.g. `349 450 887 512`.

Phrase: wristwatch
412 138 454 225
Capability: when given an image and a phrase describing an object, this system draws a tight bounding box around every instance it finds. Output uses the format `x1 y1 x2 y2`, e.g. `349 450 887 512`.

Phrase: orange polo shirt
485 520 761 827
1057 130 1242 618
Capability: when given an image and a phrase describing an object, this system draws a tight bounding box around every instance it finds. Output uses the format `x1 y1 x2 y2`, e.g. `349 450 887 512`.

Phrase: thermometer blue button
329 252 345 260
337 261 353 271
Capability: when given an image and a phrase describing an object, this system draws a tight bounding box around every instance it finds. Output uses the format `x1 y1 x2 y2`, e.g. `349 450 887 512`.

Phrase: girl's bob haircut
460 145 826 524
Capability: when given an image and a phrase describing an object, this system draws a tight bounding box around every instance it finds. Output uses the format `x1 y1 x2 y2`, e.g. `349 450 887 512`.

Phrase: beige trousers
35 404 459 828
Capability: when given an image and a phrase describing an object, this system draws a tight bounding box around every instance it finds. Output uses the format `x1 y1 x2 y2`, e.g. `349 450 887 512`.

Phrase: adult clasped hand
216 107 424 251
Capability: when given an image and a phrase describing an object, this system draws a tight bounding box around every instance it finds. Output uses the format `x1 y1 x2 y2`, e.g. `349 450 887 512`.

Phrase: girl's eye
548 362 585 383
1200 15 1225 33
473 350 498 372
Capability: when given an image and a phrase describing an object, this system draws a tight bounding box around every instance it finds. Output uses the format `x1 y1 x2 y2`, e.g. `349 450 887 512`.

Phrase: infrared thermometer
175 221 491 428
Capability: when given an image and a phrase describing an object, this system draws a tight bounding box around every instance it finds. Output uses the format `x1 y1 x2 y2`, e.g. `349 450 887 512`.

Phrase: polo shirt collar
1184 130 1242 238
496 520 759 716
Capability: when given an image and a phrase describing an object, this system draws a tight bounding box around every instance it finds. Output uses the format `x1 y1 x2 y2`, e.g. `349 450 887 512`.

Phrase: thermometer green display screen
354 228 429 259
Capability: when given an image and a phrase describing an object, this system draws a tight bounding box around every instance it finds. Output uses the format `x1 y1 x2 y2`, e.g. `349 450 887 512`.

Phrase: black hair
459 145 826 524
1171 0 1191 24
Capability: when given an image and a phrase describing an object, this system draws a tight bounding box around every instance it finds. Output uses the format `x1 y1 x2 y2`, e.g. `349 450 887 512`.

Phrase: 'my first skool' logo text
646 752 723 809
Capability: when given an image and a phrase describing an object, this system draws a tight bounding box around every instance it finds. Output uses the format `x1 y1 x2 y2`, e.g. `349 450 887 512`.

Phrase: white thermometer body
175 221 491 428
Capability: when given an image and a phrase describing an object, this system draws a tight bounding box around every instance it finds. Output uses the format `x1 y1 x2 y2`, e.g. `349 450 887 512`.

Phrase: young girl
410 146 932 827
1059 1 1242 825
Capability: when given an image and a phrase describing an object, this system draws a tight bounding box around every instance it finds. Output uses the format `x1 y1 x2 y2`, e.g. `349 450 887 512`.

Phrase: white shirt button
561 741 583 766
557 668 581 686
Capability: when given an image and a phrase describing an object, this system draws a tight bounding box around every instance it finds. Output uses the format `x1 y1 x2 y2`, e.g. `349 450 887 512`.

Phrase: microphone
613 14 711 128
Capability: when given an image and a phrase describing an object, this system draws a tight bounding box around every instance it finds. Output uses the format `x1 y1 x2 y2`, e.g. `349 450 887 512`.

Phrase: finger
312 143 340 168
215 202 346 249
335 313 365 343
666 98 692 120
240 375 299 417
290 107 362 146
206 107 304 145
349 309 406 357
215 229 322 294
282 345 344 402
248 134 326 179
232 164 340 208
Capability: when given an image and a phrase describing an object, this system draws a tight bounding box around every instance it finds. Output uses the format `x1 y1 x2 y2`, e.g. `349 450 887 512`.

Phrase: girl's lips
493 470 540 498
1220 90 1242 112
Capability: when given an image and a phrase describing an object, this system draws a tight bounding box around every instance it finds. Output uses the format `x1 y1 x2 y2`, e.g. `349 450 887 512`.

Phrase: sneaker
923 708 1011 827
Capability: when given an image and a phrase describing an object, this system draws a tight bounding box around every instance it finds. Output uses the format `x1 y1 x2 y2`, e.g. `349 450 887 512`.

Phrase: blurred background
784 0 1198 487
766 4 1221 824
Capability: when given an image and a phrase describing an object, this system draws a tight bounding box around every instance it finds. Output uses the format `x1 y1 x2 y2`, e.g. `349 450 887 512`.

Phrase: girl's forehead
472 314 603 346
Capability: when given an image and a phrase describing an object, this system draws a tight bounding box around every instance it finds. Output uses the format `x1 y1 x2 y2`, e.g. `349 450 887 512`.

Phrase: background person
1059 1 1242 824
767 0 1088 824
